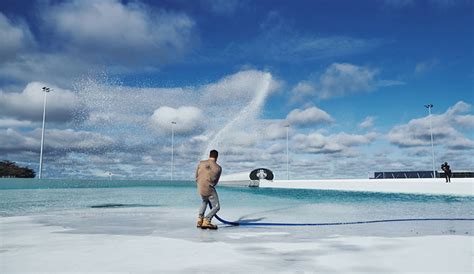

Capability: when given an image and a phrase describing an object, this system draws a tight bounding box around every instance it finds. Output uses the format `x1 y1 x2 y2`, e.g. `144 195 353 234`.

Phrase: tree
0 161 36 178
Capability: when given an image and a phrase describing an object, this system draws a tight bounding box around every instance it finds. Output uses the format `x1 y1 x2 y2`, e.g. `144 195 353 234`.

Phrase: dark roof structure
250 168 274 180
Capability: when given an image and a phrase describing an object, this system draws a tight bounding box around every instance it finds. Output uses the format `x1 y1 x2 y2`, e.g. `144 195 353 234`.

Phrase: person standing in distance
441 162 452 183
195 150 222 229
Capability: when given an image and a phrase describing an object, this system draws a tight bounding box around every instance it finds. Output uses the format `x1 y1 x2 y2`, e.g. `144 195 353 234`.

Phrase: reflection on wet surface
90 203 160 208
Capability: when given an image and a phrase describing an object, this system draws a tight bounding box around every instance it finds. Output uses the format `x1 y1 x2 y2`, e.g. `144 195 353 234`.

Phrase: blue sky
0 0 473 179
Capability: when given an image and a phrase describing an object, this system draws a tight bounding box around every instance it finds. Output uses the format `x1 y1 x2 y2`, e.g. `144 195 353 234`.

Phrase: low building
373 170 474 179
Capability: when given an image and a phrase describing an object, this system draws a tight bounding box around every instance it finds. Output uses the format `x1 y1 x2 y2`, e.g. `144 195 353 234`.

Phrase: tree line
0 161 36 178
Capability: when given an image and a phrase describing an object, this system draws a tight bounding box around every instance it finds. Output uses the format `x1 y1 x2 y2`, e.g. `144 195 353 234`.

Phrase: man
441 162 452 183
195 150 222 229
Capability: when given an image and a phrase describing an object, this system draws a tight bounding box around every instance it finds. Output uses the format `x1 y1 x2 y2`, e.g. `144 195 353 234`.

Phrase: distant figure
195 150 222 229
441 162 452 183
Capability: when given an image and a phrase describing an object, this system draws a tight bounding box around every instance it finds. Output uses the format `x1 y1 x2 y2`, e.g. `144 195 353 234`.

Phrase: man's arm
214 167 222 184
195 164 200 181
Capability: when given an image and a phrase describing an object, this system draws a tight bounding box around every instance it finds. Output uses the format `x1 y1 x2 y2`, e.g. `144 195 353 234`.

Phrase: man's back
196 159 222 196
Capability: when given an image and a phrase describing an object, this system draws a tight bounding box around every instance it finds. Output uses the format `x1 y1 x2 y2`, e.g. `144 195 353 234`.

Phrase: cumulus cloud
286 106 333 127
0 82 83 122
0 118 33 128
259 120 289 141
0 128 114 154
292 63 403 101
43 0 195 65
0 52 96 88
293 132 377 155
200 70 279 105
0 68 404 179
0 1 197 88
388 101 474 150
358 116 376 129
150 106 205 134
0 12 35 62
44 128 116 152
0 128 38 153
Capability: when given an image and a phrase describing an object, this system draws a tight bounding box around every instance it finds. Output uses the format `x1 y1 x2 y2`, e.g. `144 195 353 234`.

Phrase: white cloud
150 106 205 134
44 128 115 152
358 116 376 129
200 70 279 104
0 118 33 128
291 82 313 98
388 101 474 150
0 1 196 88
0 128 38 153
0 52 96 88
0 12 35 62
190 135 209 143
286 106 333 127
43 0 195 64
454 115 474 129
446 100 471 115
260 120 289 140
292 63 403 101
293 132 376 155
0 82 83 122
0 128 114 154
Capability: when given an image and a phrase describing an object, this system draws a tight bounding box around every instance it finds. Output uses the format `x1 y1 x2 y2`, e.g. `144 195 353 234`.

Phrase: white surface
257 178 474 196
0 216 472 273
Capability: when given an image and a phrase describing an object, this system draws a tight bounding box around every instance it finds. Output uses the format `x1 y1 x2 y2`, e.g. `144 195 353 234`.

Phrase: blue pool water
1 179 473 223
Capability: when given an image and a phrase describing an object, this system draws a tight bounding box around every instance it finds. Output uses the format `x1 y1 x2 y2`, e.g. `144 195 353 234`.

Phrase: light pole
285 124 289 180
171 121 176 181
38 87 51 179
424 104 436 178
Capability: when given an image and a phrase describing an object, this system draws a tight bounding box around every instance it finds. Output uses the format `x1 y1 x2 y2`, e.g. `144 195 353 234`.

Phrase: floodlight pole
39 87 51 179
285 124 289 180
425 104 436 178
171 121 176 181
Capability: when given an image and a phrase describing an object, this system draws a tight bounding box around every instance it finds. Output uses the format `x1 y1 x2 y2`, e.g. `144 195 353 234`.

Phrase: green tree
0 161 36 178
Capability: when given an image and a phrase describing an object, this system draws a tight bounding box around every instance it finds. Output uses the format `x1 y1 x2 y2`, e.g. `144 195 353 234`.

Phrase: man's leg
197 196 209 227
201 190 220 229
205 191 220 221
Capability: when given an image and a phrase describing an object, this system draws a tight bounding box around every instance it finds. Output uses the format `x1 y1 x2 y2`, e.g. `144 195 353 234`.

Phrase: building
373 170 474 179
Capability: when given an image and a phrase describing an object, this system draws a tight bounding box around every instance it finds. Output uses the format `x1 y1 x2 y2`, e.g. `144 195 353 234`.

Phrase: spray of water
66 70 275 178
202 72 273 159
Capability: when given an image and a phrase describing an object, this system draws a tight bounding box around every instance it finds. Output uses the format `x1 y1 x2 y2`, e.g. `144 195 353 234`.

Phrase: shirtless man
195 150 222 229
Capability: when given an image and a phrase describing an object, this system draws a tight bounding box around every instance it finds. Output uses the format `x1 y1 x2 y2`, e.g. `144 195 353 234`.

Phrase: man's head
209 150 218 160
